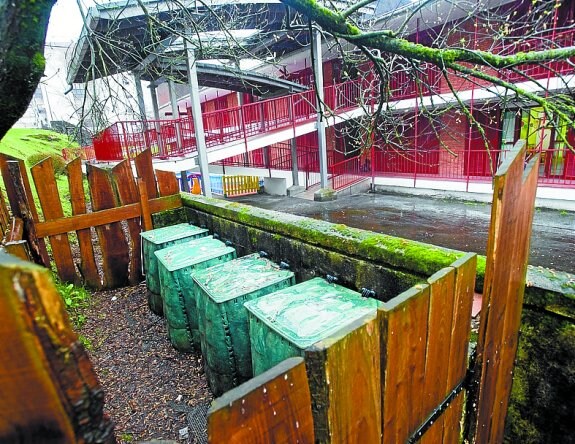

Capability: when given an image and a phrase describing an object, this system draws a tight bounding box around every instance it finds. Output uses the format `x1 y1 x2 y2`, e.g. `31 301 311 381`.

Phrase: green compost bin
244 277 379 376
192 253 295 396
155 238 236 352
141 223 209 315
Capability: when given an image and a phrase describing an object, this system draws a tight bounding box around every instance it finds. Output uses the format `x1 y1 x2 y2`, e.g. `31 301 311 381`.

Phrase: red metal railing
389 63 442 100
371 146 575 187
330 156 368 190
93 78 368 162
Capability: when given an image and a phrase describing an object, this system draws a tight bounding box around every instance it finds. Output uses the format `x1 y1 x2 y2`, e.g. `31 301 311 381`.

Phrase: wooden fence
208 253 477 443
0 149 182 288
206 141 537 443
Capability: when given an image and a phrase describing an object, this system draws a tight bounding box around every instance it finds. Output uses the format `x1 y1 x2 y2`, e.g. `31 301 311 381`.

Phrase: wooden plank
0 155 50 266
137 178 153 231
420 267 456 444
31 158 79 284
305 311 381 443
67 158 100 289
112 160 143 285
3 240 30 261
0 185 10 234
134 149 158 200
488 154 540 444
87 164 129 288
474 141 539 443
442 253 476 442
34 195 182 238
380 284 430 443
207 357 314 443
155 169 180 196
5 217 24 242
324 312 381 443
442 391 466 444
0 250 114 443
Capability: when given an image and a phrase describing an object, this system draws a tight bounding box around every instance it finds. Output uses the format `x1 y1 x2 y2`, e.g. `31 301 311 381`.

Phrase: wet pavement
232 191 575 274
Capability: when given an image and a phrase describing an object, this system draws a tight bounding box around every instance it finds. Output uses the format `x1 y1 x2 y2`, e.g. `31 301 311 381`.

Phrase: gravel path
79 282 212 443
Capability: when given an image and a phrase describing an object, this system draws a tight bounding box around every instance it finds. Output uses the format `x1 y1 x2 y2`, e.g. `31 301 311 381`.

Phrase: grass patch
0 128 76 159
1 128 87 218
53 276 91 329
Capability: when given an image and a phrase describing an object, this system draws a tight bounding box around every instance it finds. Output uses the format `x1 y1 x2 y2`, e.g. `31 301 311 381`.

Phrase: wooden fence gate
0 149 182 288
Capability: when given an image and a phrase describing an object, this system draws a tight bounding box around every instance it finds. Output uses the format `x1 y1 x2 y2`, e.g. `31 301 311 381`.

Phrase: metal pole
168 79 182 155
312 28 329 189
288 94 300 186
133 71 147 119
149 82 164 156
185 31 212 197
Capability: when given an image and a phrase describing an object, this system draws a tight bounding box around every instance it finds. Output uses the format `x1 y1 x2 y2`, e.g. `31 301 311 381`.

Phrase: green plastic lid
154 237 234 271
192 254 294 303
244 277 378 349
140 223 208 244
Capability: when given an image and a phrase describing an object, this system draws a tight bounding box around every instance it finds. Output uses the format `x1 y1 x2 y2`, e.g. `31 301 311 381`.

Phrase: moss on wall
151 207 187 228
505 309 575 443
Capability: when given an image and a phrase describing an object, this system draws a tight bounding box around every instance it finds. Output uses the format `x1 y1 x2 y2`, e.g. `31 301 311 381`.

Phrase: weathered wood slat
31 158 79 284
0 251 114 443
3 240 30 261
0 185 10 234
156 169 180 196
34 194 182 238
112 161 143 285
6 217 23 242
0 155 50 266
305 312 381 443
134 149 158 200
67 158 101 289
420 267 455 444
442 253 476 441
207 357 314 443
474 141 539 443
137 178 153 231
380 284 430 443
87 164 129 288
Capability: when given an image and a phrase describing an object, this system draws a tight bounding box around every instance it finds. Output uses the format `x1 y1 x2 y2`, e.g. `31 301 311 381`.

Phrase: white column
185 32 212 198
149 83 164 155
168 79 182 153
291 137 299 186
133 71 146 119
312 28 328 189
149 83 160 120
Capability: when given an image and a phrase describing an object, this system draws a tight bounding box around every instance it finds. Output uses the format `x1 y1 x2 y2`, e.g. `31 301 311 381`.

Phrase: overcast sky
47 0 92 43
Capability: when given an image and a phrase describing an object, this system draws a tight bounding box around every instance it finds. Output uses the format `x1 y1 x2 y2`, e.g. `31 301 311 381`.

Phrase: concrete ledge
263 177 287 196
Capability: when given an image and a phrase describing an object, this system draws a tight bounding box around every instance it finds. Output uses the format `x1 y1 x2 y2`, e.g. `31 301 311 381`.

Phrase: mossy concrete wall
176 194 574 442
180 195 473 301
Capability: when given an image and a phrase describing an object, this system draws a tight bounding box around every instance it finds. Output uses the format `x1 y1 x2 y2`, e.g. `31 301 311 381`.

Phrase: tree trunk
0 0 57 139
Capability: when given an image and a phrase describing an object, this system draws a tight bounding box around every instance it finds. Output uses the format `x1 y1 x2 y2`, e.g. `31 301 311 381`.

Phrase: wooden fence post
208 357 314 443
0 250 114 443
112 160 143 285
472 141 539 443
0 155 50 267
67 158 101 289
87 164 130 288
31 157 80 284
